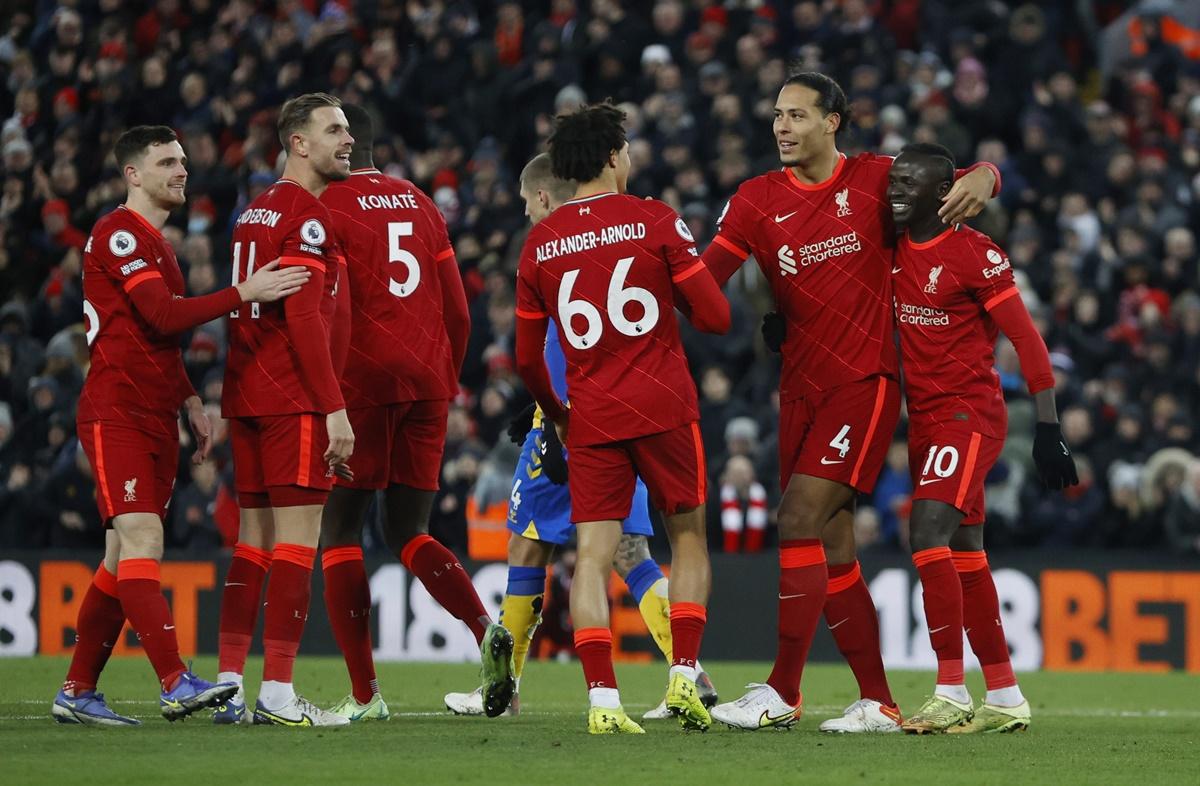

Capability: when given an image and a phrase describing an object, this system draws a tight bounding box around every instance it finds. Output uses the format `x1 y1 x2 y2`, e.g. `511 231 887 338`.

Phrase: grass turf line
2 657 1198 785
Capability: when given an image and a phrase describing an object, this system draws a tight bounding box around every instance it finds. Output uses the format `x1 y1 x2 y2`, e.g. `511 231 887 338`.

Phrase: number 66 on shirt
514 192 729 523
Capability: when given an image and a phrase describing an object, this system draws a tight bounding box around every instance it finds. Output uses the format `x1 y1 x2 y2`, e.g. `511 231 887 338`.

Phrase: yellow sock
499 592 542 679
636 576 673 662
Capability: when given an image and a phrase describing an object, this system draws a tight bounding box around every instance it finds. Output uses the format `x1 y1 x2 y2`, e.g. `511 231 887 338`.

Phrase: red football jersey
222 179 344 418
516 193 704 447
712 153 898 401
321 169 457 406
893 225 1019 438
77 206 194 434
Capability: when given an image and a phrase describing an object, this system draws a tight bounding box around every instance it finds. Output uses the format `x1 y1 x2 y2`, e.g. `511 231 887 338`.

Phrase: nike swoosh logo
929 625 950 634
779 593 807 600
163 625 175 630
892 267 902 273
224 582 246 587
918 477 944 486
759 708 798 726
820 457 845 465
774 211 797 223
829 618 849 630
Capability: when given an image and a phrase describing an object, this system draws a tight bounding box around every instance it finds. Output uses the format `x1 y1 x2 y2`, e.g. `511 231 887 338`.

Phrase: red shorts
908 427 1004 525
568 421 706 523
337 399 448 491
77 420 177 525
230 414 333 508
779 375 900 493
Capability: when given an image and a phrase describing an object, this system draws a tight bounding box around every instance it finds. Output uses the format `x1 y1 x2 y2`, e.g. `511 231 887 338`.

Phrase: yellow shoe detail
666 672 711 731
588 705 645 734
901 695 974 734
946 700 1030 734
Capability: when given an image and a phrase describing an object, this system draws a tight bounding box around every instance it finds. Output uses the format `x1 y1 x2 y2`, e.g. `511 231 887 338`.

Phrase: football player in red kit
216 93 355 727
53 125 309 725
886 144 1077 734
515 103 730 733
703 73 1001 732
316 104 514 721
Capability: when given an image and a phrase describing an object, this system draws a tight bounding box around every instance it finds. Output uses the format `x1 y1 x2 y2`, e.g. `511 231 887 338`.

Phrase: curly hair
547 101 626 184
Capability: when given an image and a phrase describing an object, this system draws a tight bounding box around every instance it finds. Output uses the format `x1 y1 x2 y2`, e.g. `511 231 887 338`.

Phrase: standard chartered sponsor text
796 231 861 266
898 302 950 326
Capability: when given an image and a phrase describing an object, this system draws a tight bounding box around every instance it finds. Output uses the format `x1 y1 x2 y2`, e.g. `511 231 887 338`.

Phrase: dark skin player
887 148 1079 553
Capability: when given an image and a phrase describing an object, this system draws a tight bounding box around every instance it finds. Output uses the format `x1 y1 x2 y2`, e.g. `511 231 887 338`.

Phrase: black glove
761 311 785 353
539 422 569 485
507 403 537 444
1033 421 1079 490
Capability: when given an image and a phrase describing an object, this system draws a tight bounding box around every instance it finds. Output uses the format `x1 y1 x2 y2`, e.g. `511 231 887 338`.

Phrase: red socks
954 550 1017 690
116 558 186 691
668 602 706 670
766 539 827 706
322 545 378 703
217 543 271 675
63 564 126 695
824 561 895 707
400 534 489 644
262 543 316 684
913 546 964 686
574 627 617 690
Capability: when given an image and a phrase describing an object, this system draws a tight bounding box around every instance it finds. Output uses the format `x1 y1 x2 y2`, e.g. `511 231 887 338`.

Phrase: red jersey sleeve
429 206 470 375
281 210 344 413
703 189 753 287
514 237 566 421
962 236 1054 394
650 202 730 334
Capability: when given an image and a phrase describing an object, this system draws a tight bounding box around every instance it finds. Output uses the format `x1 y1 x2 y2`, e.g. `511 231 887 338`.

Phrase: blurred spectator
2 1 1199 555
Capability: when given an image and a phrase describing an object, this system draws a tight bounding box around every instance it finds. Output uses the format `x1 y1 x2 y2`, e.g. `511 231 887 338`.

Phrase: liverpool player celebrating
216 93 355 727
515 103 730 734
444 153 718 719
53 125 309 725
704 73 1000 732
314 104 515 722
887 144 1077 734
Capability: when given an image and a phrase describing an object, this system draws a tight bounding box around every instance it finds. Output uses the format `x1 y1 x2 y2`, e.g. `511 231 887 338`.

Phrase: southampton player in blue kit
444 154 717 718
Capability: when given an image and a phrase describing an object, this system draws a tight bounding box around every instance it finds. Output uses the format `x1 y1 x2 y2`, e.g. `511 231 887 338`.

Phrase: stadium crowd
1 0 1199 558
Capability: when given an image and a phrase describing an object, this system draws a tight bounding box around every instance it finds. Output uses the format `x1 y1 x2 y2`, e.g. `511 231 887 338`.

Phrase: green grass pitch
3 657 1198 785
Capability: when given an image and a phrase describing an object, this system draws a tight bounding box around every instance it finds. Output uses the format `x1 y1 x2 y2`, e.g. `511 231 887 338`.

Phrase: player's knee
950 524 984 552
509 534 552 567
909 501 959 552
776 500 824 539
112 514 163 559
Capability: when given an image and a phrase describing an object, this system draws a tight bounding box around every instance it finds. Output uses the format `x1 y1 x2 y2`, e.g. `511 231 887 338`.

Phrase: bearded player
313 103 515 721
444 153 718 719
516 103 730 733
887 144 1076 734
215 93 355 727
53 125 308 725
703 73 1001 732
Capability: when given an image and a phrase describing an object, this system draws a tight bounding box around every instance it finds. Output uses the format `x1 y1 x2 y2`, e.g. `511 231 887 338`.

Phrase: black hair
782 72 848 121
898 142 956 185
113 125 178 168
547 101 626 183
341 104 375 149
